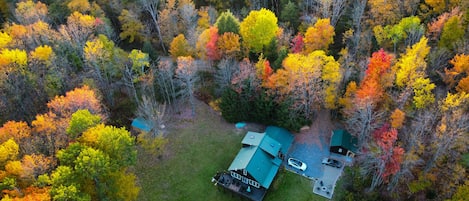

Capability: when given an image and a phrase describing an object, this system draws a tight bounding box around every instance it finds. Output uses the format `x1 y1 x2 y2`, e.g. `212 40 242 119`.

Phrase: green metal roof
265 126 294 155
331 130 358 153
241 132 264 146
259 135 281 157
228 126 294 189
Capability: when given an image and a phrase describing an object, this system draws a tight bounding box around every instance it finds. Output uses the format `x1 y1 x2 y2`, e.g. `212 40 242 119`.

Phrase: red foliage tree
372 124 404 182
290 33 304 53
206 27 220 61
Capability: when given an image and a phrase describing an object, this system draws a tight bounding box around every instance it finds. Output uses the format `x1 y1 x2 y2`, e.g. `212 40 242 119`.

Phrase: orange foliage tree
303 18 335 53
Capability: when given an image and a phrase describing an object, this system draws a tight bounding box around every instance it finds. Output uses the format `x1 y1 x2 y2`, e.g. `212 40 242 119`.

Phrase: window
252 181 260 188
338 148 343 153
231 171 241 180
242 176 249 184
243 169 247 176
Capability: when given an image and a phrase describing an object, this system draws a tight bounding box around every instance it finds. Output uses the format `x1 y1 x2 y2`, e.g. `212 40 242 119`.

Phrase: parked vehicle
288 158 307 171
322 158 342 168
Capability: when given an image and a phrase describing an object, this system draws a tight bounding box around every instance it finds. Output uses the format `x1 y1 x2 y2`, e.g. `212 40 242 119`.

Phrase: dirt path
295 110 335 148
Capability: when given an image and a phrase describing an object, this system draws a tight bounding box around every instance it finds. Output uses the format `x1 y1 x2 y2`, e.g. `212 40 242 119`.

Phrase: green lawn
135 102 328 201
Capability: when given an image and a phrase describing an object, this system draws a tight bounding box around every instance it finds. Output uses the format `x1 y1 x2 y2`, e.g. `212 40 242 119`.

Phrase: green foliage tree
80 124 136 168
118 9 145 43
66 109 101 139
215 10 240 35
280 1 300 31
52 124 138 200
240 8 279 53
438 16 465 50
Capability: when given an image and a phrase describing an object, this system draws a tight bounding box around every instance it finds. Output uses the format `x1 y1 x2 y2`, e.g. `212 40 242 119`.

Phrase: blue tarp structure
131 117 153 132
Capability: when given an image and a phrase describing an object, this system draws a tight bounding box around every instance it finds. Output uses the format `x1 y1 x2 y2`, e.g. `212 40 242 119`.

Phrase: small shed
131 117 153 133
330 130 358 157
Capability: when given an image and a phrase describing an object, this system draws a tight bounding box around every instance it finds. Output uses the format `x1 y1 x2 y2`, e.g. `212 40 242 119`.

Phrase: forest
0 0 468 200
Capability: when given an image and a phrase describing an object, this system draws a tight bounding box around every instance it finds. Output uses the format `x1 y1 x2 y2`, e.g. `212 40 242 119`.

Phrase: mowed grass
135 102 328 201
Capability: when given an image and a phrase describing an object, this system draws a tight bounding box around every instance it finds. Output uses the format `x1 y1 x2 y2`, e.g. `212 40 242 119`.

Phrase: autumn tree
169 34 192 60
83 34 126 106
345 49 393 148
47 85 104 120
427 7 461 42
206 26 220 61
59 12 99 54
118 9 145 43
66 109 101 139
360 124 404 190
0 48 41 123
374 16 425 52
268 51 341 117
303 18 335 53
427 92 469 171
367 0 401 26
67 0 91 13
14 0 48 25
445 54 469 93
51 123 138 201
290 33 304 53
240 8 279 53
215 10 240 35
438 15 465 50
217 32 240 58
394 37 434 108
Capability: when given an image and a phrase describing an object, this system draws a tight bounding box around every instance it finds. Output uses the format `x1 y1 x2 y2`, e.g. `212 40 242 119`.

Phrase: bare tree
155 60 180 107
140 0 167 53
178 2 197 47
176 56 198 117
345 101 385 148
136 95 166 137
214 58 238 95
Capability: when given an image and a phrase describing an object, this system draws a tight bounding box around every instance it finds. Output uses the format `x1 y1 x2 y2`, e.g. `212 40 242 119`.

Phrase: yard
135 101 329 201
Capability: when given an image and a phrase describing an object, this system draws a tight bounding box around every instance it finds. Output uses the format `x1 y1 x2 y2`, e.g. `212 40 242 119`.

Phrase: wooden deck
212 172 267 201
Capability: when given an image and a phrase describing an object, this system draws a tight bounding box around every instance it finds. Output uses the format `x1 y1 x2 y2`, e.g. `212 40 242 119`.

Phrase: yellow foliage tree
5 160 23 176
441 92 469 112
0 48 28 67
303 18 335 53
30 45 53 64
67 0 91 13
413 78 436 109
0 139 19 167
169 34 192 60
0 31 12 49
239 8 279 53
269 50 341 115
14 0 48 25
339 81 357 112
395 37 430 88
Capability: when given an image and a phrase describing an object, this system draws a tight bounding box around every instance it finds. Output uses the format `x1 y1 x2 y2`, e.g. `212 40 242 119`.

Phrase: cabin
212 126 294 201
329 130 358 157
